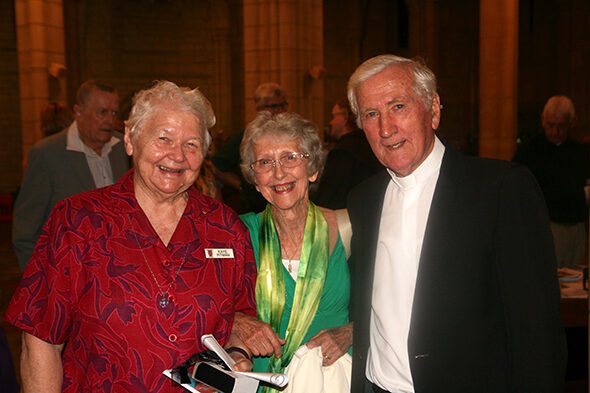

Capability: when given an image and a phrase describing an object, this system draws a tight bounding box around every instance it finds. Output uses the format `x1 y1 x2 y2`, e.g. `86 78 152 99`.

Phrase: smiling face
357 65 440 177
252 135 317 212
125 108 205 202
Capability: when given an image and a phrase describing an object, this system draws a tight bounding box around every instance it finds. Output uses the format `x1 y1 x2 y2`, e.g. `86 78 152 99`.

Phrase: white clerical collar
66 121 120 157
387 136 445 190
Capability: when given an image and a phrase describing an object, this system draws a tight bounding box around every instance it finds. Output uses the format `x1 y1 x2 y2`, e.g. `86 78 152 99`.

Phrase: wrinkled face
542 110 571 145
357 65 440 177
125 109 205 200
74 89 120 154
252 135 317 212
329 104 348 139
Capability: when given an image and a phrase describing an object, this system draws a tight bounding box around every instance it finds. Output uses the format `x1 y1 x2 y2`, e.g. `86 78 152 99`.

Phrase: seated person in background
312 98 382 209
12 80 129 270
234 111 353 392
4 80 256 392
211 82 289 213
40 101 74 136
513 95 590 268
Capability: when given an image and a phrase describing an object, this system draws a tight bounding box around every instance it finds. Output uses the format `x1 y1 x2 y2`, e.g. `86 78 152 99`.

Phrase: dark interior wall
0 1 21 192
323 0 479 154
323 0 363 136
519 0 590 144
434 1 479 154
63 0 241 136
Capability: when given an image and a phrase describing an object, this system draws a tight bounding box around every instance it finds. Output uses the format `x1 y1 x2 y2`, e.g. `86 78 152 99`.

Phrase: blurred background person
40 101 74 137
513 95 590 268
234 111 353 392
5 80 256 392
12 80 129 270
312 98 381 209
212 82 289 213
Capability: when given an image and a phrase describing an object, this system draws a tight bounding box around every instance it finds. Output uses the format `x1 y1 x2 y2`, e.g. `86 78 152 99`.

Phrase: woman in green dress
233 111 352 391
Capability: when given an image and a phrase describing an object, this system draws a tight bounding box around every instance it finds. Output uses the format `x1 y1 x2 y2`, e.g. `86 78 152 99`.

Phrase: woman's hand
232 312 285 358
306 322 353 367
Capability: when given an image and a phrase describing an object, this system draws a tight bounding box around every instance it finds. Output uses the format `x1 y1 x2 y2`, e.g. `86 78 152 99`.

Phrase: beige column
15 0 67 157
478 0 519 160
243 0 324 127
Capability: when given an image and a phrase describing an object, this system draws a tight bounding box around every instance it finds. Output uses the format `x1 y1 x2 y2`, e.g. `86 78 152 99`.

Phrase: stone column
478 0 519 159
15 0 67 157
243 0 324 127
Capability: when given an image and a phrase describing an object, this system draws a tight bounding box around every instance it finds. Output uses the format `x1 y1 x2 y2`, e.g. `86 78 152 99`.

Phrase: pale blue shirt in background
66 121 119 188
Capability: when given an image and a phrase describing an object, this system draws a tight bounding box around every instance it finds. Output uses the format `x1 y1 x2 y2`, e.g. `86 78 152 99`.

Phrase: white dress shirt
367 137 445 392
66 121 120 188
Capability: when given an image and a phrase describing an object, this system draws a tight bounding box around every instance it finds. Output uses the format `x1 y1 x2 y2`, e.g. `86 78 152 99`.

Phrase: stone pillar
243 0 324 127
15 0 67 157
478 0 519 160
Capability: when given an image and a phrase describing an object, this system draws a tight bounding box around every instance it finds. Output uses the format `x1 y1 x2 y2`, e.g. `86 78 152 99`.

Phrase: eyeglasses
250 152 310 174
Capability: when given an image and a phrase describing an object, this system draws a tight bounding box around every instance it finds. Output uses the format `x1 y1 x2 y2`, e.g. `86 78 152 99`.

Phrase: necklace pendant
159 294 169 309
288 260 292 273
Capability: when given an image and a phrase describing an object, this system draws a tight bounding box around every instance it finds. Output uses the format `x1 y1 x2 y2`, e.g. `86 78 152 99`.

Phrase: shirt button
169 334 177 342
163 260 171 267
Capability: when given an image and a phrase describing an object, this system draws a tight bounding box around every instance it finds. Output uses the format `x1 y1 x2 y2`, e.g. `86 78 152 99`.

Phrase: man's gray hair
542 95 576 124
240 111 325 184
76 79 117 106
347 54 437 128
126 80 214 153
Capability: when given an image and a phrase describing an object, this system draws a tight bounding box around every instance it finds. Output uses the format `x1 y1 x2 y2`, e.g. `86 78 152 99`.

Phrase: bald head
542 96 575 145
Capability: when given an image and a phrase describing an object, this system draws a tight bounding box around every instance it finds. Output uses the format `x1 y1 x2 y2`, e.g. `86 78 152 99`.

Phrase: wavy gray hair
240 111 325 184
126 80 214 153
347 54 437 128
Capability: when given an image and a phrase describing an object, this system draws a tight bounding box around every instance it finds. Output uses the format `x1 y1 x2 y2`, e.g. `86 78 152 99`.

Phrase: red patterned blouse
5 170 257 392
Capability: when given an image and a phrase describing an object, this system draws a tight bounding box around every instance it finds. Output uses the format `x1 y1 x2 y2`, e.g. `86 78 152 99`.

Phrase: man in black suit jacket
346 55 566 392
13 80 129 270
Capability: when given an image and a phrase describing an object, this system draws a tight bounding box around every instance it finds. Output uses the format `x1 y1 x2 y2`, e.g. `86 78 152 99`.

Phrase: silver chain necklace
128 214 190 309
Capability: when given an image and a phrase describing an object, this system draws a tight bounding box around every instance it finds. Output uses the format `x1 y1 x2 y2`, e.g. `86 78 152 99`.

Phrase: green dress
240 211 352 374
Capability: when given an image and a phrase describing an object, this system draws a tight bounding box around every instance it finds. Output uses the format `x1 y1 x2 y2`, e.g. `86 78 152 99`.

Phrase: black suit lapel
408 146 464 356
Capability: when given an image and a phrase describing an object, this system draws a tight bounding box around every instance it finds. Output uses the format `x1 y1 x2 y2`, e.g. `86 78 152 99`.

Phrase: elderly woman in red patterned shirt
5 81 256 392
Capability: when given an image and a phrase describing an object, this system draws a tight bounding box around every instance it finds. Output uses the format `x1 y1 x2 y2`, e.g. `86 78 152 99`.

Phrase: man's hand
306 322 353 366
233 312 285 358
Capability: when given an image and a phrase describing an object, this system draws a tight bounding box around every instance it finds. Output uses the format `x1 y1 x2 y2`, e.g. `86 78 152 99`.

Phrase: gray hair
126 80 214 153
240 111 325 184
76 79 117 106
254 82 286 109
542 95 576 124
347 54 437 128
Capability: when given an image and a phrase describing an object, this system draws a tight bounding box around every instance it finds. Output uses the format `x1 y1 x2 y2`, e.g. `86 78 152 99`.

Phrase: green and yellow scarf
256 201 329 392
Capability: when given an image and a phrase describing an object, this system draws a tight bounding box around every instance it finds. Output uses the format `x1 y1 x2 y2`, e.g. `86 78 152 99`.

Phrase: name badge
205 248 234 259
